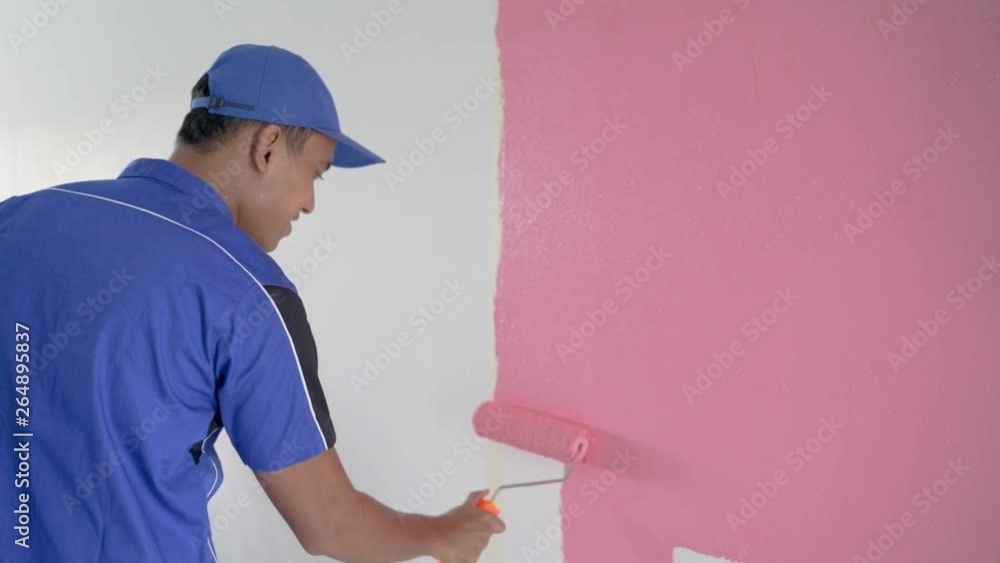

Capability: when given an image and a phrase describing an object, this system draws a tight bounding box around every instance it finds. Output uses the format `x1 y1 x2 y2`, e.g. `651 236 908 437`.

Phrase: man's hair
175 73 314 153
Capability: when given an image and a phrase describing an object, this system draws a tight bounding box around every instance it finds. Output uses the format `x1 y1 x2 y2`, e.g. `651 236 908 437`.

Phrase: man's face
236 129 337 252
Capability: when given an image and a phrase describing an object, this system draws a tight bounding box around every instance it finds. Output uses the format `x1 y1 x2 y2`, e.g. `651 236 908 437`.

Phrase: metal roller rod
489 442 586 502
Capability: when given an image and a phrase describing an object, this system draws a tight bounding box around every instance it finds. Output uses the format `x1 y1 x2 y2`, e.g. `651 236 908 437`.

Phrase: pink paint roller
437 402 592 561
468 400 591 515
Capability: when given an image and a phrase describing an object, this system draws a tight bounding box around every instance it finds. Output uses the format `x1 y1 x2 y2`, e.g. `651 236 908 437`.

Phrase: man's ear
249 124 283 172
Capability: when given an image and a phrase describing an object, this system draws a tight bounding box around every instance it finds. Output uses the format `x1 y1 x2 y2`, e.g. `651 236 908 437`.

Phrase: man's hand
256 449 505 562
429 490 506 563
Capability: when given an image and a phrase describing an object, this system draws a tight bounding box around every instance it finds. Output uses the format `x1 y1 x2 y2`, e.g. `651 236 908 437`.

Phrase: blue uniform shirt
0 158 336 562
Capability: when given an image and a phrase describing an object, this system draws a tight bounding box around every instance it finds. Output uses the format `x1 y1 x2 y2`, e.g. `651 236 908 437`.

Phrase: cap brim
320 129 385 168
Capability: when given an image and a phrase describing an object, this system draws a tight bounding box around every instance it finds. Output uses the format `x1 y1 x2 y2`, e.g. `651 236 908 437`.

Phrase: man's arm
256 448 504 562
216 286 503 560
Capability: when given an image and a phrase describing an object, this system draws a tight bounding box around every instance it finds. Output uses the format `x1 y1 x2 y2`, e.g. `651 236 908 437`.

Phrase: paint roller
472 400 591 467
447 401 591 547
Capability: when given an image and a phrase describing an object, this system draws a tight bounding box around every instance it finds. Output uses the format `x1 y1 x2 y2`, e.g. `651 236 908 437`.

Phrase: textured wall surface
495 0 999 561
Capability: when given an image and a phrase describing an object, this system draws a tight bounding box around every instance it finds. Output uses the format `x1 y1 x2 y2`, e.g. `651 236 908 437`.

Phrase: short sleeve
217 284 336 472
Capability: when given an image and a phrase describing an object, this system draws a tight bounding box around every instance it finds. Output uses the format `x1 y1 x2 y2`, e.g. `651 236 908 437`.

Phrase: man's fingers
467 512 505 534
465 489 489 505
484 513 506 533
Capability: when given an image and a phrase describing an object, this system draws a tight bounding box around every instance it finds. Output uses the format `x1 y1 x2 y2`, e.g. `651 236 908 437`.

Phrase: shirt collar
118 158 235 221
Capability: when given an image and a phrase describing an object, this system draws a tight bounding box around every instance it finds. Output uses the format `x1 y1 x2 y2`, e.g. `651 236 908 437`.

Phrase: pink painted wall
494 0 1000 562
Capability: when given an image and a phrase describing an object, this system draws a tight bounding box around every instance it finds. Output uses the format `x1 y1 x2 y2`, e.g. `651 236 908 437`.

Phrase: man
0 44 504 562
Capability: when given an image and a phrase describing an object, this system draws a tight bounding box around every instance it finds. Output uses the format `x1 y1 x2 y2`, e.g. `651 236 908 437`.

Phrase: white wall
1 1 528 562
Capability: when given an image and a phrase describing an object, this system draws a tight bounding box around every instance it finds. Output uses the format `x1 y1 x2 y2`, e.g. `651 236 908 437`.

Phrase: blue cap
192 44 384 168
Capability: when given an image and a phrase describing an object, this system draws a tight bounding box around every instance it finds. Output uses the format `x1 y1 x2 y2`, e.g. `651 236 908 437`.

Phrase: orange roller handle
436 497 501 563
476 497 501 516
